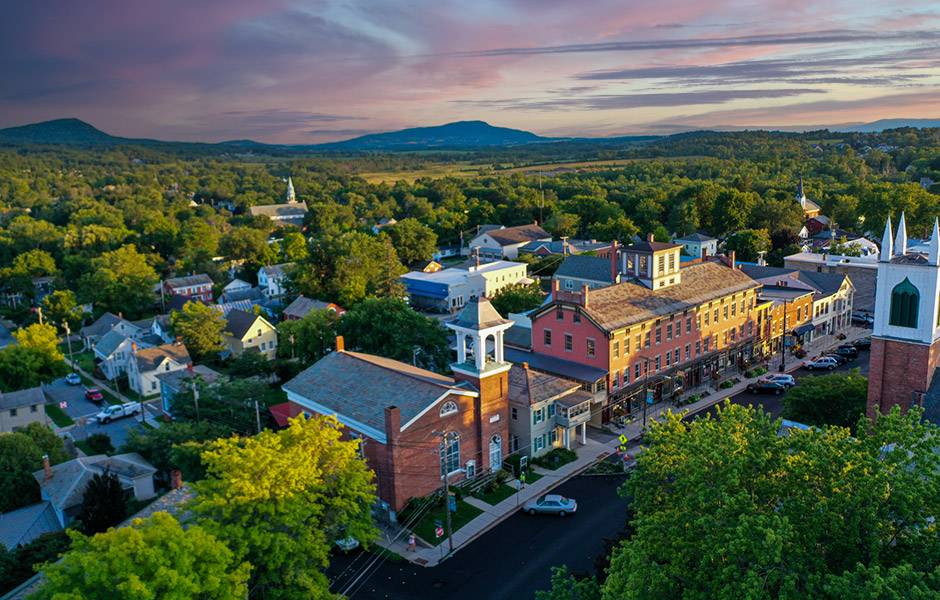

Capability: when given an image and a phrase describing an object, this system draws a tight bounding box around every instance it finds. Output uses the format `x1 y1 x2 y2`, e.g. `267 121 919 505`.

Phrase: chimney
552 279 560 293
646 232 655 242
522 362 529 370
118 312 123 319
728 250 736 270
42 454 52 481
170 469 183 490
384 406 401 444
335 335 345 352
609 240 619 280
581 284 590 309
131 341 138 355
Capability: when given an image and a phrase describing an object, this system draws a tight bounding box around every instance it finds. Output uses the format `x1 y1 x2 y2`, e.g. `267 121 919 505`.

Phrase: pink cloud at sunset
1 1 938 142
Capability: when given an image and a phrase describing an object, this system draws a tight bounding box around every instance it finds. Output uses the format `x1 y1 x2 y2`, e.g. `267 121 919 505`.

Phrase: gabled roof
156 364 222 392
450 297 511 330
223 309 273 339
550 261 759 332
282 295 342 319
283 350 471 438
509 364 581 406
0 501 61 550
259 263 294 278
33 453 156 512
248 202 308 218
623 238 680 253
555 255 616 284
94 329 132 357
673 232 716 242
483 224 550 246
739 264 848 298
80 312 126 338
0 386 45 411
133 343 190 373
220 286 264 303
165 274 213 289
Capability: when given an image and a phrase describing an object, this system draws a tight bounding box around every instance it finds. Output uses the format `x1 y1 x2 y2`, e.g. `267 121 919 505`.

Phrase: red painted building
163 274 214 303
531 238 761 425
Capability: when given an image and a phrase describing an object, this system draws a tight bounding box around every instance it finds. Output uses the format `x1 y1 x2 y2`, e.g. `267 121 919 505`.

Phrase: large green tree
724 228 772 262
0 324 67 391
591 404 940 600
79 244 159 317
490 282 545 316
276 309 339 364
121 421 229 481
783 370 868 429
190 415 377 599
386 217 438 265
32 512 249 600
338 297 452 372
170 301 227 361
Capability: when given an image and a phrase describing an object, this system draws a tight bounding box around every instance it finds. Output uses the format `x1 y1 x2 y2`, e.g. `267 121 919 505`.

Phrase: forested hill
317 120 552 150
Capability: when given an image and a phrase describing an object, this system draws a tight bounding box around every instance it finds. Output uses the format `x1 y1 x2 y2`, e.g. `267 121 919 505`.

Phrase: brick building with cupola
281 297 514 518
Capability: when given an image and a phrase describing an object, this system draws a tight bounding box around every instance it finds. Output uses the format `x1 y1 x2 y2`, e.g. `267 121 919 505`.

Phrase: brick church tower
447 297 514 470
867 214 940 417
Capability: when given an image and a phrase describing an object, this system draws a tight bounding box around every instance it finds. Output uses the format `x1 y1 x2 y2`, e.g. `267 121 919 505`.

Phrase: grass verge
45 403 74 427
410 499 484 546
472 483 518 505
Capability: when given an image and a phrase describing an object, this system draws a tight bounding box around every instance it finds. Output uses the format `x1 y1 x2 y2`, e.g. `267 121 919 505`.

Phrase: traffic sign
59 401 68 409
435 526 444 538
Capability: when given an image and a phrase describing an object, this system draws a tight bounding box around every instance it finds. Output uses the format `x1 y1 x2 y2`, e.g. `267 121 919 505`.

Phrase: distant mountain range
0 116 937 151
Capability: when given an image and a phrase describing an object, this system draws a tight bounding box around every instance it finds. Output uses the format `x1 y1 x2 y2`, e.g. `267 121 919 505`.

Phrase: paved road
328 473 629 600
45 377 150 449
689 348 870 421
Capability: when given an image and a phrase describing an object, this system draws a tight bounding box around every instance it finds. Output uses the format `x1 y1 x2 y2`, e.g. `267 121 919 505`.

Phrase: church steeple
796 175 806 206
286 177 296 203
879 216 893 262
929 218 940 266
446 297 513 379
894 212 908 257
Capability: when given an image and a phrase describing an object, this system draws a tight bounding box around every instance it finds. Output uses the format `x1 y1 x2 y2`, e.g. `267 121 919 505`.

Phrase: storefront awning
794 323 814 336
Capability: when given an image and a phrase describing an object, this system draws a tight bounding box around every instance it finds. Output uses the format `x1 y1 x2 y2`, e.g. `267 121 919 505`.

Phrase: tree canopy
170 301 227 361
783 370 868 430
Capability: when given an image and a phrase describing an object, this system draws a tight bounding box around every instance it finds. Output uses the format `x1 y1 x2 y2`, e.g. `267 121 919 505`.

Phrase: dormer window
440 400 458 417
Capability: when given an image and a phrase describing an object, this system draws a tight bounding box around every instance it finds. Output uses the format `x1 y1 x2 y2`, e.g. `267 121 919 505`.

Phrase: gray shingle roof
94 329 130 357
451 297 511 330
80 313 124 338
0 386 45 411
156 365 221 393
165 274 213 289
33 454 156 513
509 364 581 406
0 501 61 550
674 232 716 242
133 343 190 372
554 255 616 284
223 309 271 339
485 224 550 246
283 295 335 319
283 351 466 434
249 203 308 219
739 264 848 298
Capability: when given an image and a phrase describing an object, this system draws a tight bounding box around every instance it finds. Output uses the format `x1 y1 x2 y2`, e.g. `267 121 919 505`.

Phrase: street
327 473 629 600
44 377 151 449
688 348 870 421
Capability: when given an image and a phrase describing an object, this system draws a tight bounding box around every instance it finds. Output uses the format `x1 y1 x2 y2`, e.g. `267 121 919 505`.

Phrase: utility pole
254 400 262 434
642 356 651 430
62 321 74 370
192 378 200 422
435 430 458 556
36 306 44 326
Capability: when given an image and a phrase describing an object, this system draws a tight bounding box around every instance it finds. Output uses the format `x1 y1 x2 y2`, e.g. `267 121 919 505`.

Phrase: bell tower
867 214 940 417
447 297 513 470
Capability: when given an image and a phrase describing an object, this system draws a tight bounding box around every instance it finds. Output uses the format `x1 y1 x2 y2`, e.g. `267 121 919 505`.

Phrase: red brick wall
867 337 940 418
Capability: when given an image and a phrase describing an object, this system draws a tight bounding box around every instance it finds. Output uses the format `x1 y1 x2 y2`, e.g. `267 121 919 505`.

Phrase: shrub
84 433 114 455
719 380 735 389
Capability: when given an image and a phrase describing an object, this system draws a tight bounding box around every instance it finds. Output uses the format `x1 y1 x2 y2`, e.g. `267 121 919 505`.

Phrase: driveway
327 473 629 600
45 377 153 449
45 377 101 420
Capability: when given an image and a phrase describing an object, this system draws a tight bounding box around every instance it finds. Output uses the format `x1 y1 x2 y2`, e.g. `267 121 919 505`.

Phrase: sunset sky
2 1 939 143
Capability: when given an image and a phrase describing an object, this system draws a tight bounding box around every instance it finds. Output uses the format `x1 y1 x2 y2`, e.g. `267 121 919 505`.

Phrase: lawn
532 448 578 471
410 499 484 546
74 440 94 455
64 349 97 374
45 403 74 427
472 483 518 506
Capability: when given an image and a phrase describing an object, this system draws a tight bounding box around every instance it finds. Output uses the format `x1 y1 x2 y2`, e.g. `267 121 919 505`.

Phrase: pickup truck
94 402 140 424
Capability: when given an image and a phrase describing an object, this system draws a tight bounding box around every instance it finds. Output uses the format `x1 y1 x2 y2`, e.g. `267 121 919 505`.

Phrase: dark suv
835 345 859 359
746 380 787 395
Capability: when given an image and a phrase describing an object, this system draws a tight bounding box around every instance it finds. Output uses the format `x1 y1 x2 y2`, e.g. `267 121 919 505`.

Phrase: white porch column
475 333 486 370
564 428 570 450
581 422 586 444
495 331 504 363
457 333 467 364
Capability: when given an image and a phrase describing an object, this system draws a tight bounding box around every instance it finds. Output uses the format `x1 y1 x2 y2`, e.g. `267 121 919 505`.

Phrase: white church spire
930 218 940 266
894 212 908 256
286 176 296 203
880 216 893 262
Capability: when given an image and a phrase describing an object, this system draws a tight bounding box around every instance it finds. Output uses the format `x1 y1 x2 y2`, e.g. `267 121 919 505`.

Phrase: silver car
523 494 577 517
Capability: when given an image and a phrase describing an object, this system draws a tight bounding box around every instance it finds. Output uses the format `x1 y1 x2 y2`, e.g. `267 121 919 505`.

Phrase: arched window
439 401 458 417
889 278 919 328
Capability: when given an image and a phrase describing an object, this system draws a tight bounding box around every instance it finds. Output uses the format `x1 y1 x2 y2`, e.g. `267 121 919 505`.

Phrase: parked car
94 402 140 424
853 337 872 350
760 374 796 388
65 373 81 385
335 537 360 552
523 494 578 517
803 357 840 370
851 312 875 326
835 345 859 358
746 380 787 395
84 387 104 403
822 353 849 365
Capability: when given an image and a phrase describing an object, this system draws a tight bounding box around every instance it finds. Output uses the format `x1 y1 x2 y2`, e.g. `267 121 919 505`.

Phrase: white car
94 402 140 424
64 373 82 385
760 374 796 388
803 357 839 371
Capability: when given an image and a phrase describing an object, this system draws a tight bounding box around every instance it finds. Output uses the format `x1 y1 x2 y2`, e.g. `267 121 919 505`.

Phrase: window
654 355 661 371
440 401 458 417
31 404 38 413
704 338 711 352
704 311 710 326
723 305 729 319
257 328 262 337
260 342 266 351
543 329 552 346
685 344 691 361
613 341 620 358
889 278 919 328
533 408 544 425
534 435 545 453
714 309 719 322
666 324 673 340
674 349 680 363
686 318 692 334
465 460 476 479
564 334 573 352
548 403 556 418
668 253 676 271
440 435 461 477
731 303 736 317
151 380 157 390
635 363 641 379
556 308 564 321
644 331 651 348
586 338 595 357
665 351 671 367
655 327 662 345
489 435 502 468
625 335 631 354
549 430 557 446
573 312 581 323
696 340 701 355
9 408 16 417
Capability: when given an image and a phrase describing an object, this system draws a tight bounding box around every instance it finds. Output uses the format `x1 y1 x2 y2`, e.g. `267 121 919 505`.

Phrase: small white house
258 264 294 299
401 260 528 312
127 343 191 397
673 232 718 258
468 224 551 260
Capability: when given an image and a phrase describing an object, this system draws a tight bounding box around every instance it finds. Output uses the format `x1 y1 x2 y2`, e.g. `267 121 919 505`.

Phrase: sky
1 1 939 143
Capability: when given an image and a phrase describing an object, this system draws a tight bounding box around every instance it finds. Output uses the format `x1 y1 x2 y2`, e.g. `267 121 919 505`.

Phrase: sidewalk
383 327 871 567
380 437 611 567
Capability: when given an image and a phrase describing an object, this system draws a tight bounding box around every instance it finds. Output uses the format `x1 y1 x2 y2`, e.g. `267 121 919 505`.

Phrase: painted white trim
449 362 512 379
284 389 388 444
400 388 478 432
